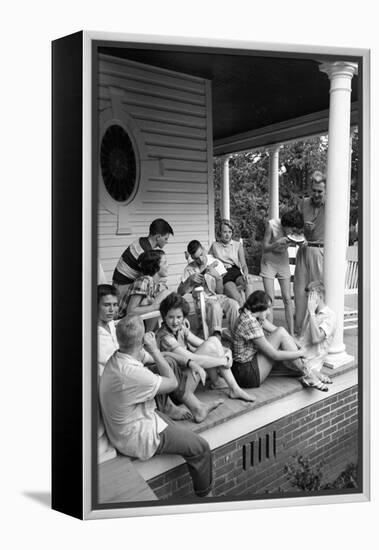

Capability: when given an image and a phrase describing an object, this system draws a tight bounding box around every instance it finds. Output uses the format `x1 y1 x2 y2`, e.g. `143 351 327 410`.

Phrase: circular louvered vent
100 124 137 203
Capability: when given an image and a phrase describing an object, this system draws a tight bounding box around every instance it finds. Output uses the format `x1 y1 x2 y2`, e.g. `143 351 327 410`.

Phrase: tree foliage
213 129 359 273
284 453 358 492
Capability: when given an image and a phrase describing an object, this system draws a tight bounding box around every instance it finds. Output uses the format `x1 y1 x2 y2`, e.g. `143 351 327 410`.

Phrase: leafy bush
284 453 358 492
284 454 325 491
323 463 358 490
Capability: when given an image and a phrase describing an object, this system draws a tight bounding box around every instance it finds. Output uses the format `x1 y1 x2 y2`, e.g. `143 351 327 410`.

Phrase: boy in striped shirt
112 218 174 299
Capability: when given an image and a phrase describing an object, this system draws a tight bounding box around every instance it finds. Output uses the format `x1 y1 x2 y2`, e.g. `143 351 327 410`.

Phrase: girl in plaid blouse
156 293 255 408
117 249 171 329
232 291 308 388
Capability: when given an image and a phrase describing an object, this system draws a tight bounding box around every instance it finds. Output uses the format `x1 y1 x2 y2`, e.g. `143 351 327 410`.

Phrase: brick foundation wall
148 386 359 499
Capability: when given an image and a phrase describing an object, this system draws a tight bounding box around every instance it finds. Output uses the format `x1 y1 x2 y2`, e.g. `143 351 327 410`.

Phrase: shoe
300 376 329 392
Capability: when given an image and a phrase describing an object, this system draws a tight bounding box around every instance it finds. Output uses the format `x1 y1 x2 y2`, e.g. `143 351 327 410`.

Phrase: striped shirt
113 237 153 285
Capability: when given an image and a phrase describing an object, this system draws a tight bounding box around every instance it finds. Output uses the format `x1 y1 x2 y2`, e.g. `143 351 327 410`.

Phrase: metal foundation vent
242 431 277 470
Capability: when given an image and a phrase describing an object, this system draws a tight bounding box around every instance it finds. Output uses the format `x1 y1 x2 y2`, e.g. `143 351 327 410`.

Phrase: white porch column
319 61 358 368
221 155 231 219
268 145 280 219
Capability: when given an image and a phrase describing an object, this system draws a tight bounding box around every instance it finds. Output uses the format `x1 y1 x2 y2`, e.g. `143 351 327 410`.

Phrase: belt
307 243 324 248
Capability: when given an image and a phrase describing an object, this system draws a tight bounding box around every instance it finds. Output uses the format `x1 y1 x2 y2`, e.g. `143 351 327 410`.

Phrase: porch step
98 455 158 503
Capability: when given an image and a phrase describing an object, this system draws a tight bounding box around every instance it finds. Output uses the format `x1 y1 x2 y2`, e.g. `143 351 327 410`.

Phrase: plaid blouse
155 321 191 353
118 275 168 318
232 309 265 363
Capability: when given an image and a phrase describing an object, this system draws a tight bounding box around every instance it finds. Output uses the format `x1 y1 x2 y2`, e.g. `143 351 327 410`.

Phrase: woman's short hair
281 209 304 230
242 290 272 313
159 292 190 319
97 284 117 303
219 219 234 233
138 249 164 276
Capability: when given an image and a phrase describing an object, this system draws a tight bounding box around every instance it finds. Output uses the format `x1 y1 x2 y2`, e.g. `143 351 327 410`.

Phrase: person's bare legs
180 368 223 424
195 336 228 388
243 274 255 300
278 277 294 336
256 326 308 385
262 276 275 323
196 337 255 402
224 281 244 306
218 368 256 402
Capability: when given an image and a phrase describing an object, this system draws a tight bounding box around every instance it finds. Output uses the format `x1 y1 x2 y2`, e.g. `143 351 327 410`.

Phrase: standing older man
294 171 326 333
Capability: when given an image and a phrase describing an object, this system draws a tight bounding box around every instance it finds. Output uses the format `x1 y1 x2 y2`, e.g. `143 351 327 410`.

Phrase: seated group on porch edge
98 176 337 497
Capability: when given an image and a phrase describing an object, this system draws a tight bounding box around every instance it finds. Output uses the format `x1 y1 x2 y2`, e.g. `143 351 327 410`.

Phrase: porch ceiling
100 45 359 147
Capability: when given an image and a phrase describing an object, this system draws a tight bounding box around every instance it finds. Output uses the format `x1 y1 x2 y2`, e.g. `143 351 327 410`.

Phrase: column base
323 351 355 369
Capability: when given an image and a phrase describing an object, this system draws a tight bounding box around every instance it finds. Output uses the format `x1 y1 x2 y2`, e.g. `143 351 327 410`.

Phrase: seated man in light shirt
97 284 191 422
99 315 213 497
297 280 337 390
177 239 240 339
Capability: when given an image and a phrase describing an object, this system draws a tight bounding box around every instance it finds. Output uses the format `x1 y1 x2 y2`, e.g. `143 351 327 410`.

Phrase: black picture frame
52 31 370 520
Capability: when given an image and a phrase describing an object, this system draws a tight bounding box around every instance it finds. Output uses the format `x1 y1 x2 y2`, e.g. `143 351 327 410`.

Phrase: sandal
300 376 329 392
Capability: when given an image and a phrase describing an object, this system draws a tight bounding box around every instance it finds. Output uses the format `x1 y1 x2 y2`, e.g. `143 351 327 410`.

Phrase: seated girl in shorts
232 290 311 389
209 219 254 306
260 209 304 335
156 293 255 404
117 249 171 330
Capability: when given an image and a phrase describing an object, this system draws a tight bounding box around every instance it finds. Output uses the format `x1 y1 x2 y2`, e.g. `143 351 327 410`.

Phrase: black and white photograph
4 0 378 547
86 33 368 515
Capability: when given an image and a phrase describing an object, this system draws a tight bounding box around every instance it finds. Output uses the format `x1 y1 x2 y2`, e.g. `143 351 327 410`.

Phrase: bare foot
228 388 256 402
167 405 193 421
193 399 224 423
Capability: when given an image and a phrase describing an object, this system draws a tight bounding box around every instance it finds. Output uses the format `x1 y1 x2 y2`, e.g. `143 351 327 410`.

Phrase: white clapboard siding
98 57 205 94
137 119 207 140
99 86 207 118
97 54 213 288
98 73 206 106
